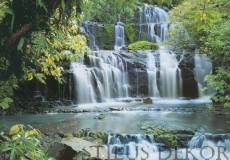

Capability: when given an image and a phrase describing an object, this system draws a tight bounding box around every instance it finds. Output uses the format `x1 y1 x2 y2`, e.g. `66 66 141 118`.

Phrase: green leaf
0 97 13 110
61 0 65 10
17 37 25 52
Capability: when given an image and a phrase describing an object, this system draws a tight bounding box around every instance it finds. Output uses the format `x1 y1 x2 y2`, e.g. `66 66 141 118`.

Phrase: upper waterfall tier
138 5 169 42
82 5 169 50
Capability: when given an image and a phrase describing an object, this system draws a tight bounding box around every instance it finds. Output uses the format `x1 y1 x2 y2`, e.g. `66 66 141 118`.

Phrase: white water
106 133 230 160
139 4 182 98
83 21 99 50
159 47 183 98
139 4 168 42
114 22 125 50
194 53 214 97
147 52 160 97
71 51 129 104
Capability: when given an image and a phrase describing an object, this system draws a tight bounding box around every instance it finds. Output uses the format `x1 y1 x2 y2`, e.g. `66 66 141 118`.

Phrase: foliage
82 0 138 23
169 0 230 107
0 0 8 23
0 124 53 160
23 8 89 83
0 57 17 110
206 67 230 108
145 128 178 148
169 0 220 48
128 41 159 51
0 0 89 110
124 23 138 43
140 0 184 8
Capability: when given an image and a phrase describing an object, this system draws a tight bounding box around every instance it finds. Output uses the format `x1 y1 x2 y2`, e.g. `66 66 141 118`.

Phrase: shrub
128 41 159 51
0 124 53 160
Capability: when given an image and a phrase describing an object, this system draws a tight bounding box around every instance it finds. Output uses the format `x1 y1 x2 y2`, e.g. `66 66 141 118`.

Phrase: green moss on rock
145 128 178 148
128 41 159 51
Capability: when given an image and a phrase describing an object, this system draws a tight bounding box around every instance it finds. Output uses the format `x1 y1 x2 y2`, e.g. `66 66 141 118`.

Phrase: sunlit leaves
0 125 52 160
23 7 89 84
0 97 13 110
0 0 8 23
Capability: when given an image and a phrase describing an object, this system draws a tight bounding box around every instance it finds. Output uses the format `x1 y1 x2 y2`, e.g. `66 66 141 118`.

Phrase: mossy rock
95 113 107 120
128 41 159 51
145 128 178 148
155 134 178 148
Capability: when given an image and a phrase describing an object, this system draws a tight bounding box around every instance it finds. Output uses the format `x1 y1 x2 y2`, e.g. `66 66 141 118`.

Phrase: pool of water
1 108 230 134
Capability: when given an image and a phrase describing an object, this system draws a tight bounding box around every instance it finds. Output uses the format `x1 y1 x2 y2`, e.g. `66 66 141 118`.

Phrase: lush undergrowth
0 124 53 160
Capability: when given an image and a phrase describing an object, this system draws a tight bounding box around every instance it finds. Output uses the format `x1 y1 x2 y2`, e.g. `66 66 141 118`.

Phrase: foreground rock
61 138 107 159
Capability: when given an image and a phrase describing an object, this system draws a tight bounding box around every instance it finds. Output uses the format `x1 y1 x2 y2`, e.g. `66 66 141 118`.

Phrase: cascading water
73 5 213 103
139 4 168 42
194 52 214 97
83 21 99 50
106 133 230 160
107 134 159 159
71 51 129 104
114 22 125 50
159 47 183 98
147 52 160 97
139 4 182 98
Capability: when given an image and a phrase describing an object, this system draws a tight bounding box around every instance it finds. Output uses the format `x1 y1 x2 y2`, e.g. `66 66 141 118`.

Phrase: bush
0 124 53 160
128 41 159 51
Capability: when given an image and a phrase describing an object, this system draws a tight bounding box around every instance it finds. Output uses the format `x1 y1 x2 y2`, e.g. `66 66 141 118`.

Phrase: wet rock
95 114 107 120
143 98 153 104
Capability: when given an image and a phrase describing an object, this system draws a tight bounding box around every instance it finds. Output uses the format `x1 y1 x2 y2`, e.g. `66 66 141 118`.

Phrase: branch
5 23 32 47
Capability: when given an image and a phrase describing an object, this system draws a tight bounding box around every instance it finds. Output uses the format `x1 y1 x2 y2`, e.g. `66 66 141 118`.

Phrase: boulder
61 138 108 159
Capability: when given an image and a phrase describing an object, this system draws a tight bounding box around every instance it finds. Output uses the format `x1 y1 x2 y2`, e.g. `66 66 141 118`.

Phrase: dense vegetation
82 0 184 23
169 0 230 108
0 0 89 110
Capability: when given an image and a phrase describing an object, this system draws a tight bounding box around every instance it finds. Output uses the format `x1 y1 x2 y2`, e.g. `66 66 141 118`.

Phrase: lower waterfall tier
70 49 213 104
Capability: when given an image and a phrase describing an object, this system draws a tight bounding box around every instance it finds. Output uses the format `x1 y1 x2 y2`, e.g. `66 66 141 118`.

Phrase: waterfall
114 22 125 50
71 51 129 104
71 62 97 104
139 4 169 42
147 51 160 97
107 133 230 159
159 47 183 98
188 130 206 148
83 21 99 50
139 4 183 98
194 53 214 97
107 134 158 159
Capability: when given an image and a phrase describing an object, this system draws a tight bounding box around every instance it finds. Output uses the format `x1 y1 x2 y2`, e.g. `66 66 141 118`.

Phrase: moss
73 129 108 144
128 41 159 51
156 134 178 148
145 128 178 148
95 113 107 120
